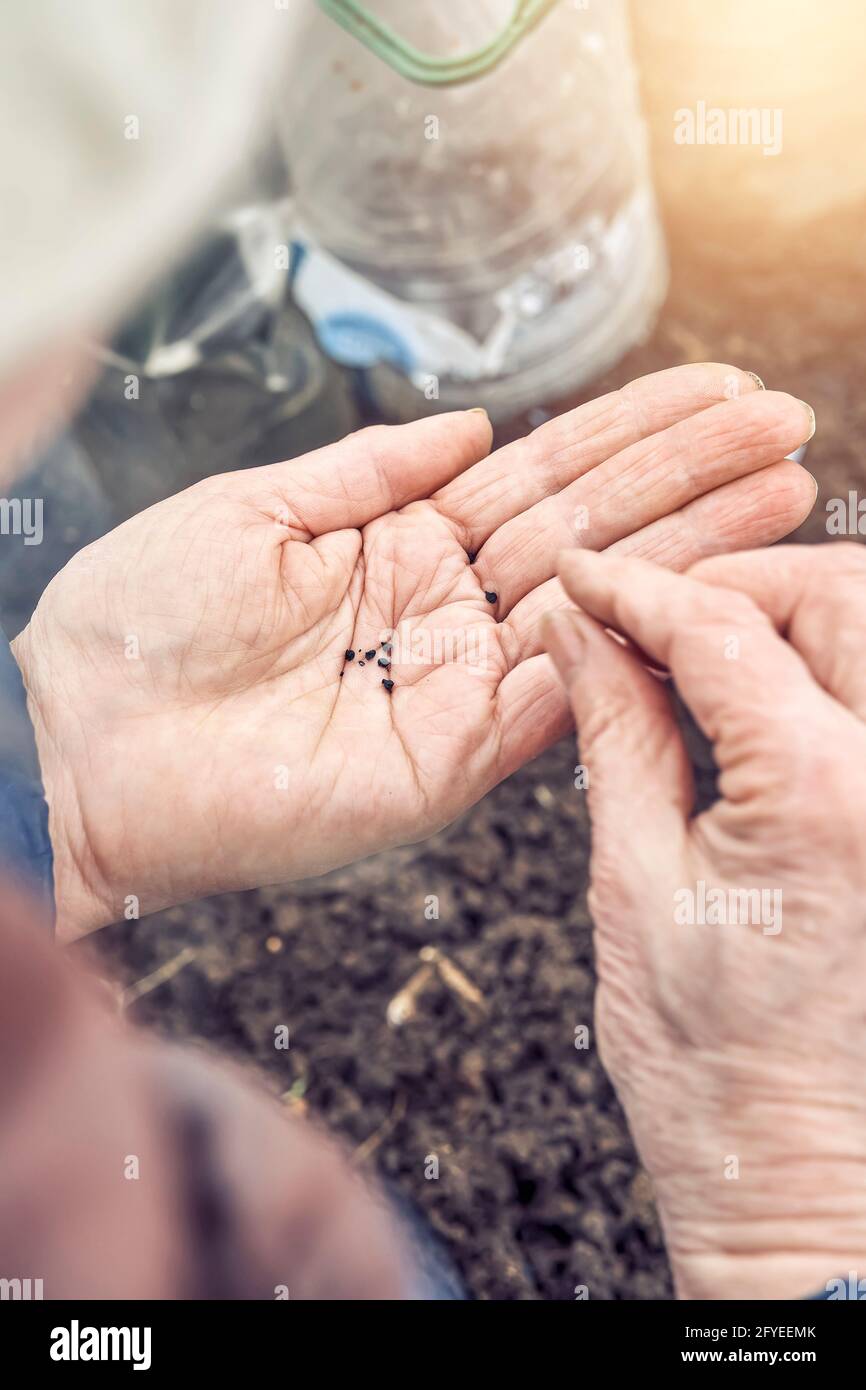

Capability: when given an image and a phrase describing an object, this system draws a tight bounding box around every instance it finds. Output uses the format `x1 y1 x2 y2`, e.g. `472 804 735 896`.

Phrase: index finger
556 549 827 759
690 543 866 720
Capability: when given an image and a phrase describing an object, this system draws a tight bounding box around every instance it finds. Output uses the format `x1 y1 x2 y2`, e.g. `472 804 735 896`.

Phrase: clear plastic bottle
278 0 667 421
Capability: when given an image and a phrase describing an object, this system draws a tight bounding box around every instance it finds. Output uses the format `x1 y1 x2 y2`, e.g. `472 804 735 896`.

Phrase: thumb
261 409 493 536
541 608 694 852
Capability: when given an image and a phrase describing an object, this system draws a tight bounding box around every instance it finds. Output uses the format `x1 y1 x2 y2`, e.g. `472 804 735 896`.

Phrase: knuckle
352 423 390 456
729 590 765 625
800 545 866 641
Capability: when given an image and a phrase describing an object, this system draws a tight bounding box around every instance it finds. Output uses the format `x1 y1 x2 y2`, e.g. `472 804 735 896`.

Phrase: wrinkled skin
545 543 866 1300
13 365 815 938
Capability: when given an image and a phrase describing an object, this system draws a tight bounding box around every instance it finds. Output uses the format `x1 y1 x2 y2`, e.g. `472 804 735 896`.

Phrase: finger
504 576 667 677
495 463 815 670
257 411 493 537
491 653 573 781
556 549 823 762
541 609 693 845
689 542 866 719
475 390 814 614
606 461 817 570
432 362 765 553
500 576 570 667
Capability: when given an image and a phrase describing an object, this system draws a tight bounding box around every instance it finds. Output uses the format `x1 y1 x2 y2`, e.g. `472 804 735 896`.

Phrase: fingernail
746 371 765 390
799 401 816 443
468 407 488 416
542 610 586 687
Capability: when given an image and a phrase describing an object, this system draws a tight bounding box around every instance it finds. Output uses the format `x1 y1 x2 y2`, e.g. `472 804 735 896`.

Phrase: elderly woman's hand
545 542 866 1300
13 364 814 938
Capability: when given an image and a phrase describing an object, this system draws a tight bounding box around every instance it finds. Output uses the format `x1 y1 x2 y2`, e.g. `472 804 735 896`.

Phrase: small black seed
365 649 376 660
358 660 365 667
485 590 498 604
381 642 392 653
345 649 355 661
468 551 477 564
377 656 391 669
382 678 394 692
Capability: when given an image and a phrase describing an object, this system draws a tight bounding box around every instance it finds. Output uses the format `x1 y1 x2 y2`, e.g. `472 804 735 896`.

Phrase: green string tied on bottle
315 0 561 86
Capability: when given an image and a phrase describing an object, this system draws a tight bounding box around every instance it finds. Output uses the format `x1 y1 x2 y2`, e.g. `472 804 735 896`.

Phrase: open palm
14 365 815 936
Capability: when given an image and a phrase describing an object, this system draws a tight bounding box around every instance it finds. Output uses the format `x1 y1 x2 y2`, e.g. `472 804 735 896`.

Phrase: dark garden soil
81 196 866 1300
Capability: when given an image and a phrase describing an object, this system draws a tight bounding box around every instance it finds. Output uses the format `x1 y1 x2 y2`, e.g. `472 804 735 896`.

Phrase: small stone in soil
345 649 355 661
365 649 376 660
377 657 391 668
485 591 498 604
382 678 394 692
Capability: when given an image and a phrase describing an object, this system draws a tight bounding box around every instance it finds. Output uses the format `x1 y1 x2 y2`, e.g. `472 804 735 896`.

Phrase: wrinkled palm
14 367 815 933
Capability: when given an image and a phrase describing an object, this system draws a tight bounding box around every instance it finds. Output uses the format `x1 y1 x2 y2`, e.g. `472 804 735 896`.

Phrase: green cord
315 0 562 86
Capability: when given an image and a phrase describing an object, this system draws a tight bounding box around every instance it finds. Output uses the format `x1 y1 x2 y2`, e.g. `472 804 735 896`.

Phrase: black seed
468 550 477 564
377 656 391 668
345 649 355 661
381 642 392 653
358 660 365 667
382 678 394 692
485 590 498 604
365 649 376 660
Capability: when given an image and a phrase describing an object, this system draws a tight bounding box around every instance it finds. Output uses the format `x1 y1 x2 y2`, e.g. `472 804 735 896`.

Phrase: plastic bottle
279 0 667 421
